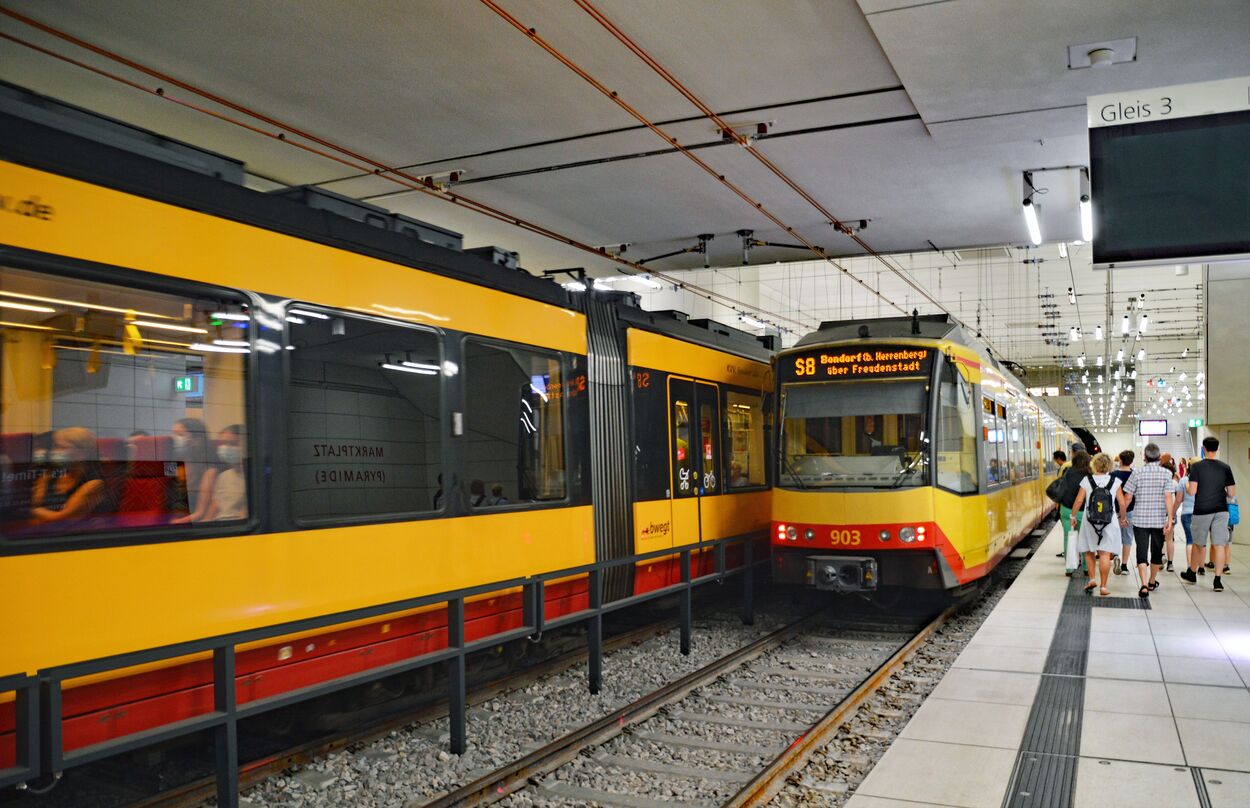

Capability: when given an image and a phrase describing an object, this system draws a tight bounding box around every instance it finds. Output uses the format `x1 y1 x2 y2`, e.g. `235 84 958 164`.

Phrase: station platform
849 521 1250 808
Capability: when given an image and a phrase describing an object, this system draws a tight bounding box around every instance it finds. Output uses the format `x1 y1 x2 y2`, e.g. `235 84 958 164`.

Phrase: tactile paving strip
1090 596 1151 610
1002 574 1090 808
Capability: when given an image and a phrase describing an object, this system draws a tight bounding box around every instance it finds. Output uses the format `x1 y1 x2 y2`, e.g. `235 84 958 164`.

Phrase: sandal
1138 585 1150 598
1148 581 1160 591
1099 587 1110 597
1085 581 1098 593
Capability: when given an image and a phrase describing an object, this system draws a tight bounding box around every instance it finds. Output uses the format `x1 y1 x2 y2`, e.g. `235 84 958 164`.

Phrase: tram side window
0 265 249 540
936 365 978 493
287 310 440 521
463 340 566 507
725 391 765 489
982 397 1005 486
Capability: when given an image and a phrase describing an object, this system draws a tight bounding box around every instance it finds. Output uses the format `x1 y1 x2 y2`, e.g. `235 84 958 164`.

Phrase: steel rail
0 9 815 332
568 0 980 341
477 0 907 319
724 606 955 807
421 611 823 807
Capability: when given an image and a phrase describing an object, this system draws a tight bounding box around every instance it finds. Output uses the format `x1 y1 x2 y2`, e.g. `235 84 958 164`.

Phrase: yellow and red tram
0 88 770 768
771 315 1076 594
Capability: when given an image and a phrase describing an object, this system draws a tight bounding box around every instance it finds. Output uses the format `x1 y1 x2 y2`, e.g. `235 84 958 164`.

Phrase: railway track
423 608 949 808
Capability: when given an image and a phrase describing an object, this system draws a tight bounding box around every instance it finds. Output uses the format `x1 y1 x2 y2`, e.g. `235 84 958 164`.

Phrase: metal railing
3 533 763 807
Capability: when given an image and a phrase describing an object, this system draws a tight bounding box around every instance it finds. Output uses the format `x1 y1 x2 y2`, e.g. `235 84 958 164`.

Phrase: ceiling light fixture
1121 314 1130 334
1139 314 1148 333
1068 287 1077 305
1138 348 1146 361
1095 324 1103 340
1022 172 1042 246
1079 168 1094 242
1058 242 1068 259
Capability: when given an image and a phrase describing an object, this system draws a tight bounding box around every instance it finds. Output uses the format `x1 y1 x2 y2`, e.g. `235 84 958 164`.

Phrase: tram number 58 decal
795 356 816 376
830 529 861 546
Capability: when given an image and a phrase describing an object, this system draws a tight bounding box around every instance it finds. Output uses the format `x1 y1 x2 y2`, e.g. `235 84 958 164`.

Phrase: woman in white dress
1070 453 1123 596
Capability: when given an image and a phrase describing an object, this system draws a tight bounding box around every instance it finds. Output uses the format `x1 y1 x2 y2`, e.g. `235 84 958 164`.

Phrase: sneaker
1055 552 1064 557
1181 569 1197 584
1224 566 1231 574
1206 562 1216 569
1214 577 1224 592
1166 560 1174 572
1199 566 1206 576
1112 557 1122 575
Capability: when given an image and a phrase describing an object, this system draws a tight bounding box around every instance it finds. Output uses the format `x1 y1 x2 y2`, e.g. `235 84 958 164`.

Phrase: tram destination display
779 345 933 383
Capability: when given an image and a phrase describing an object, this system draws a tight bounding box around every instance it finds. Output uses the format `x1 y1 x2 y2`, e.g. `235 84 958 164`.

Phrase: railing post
679 549 692 656
532 579 545 638
715 540 726 581
38 678 61 785
447 597 467 754
741 537 755 626
587 567 603 695
212 646 239 808
16 678 37 781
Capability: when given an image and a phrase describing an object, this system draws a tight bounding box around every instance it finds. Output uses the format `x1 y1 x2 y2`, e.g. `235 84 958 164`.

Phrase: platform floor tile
1175 717 1250 771
951 643 1048 674
1084 651 1162 682
1078 711 1186 765
1082 678 1172 716
1202 768 1250 808
1071 758 1199 808
1166 682 1250 722
854 738 1017 808
1160 654 1245 687
898 697 1032 750
927 668 1041 706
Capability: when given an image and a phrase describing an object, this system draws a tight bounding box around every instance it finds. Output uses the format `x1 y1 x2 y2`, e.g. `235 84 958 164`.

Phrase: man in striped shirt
1117 443 1175 596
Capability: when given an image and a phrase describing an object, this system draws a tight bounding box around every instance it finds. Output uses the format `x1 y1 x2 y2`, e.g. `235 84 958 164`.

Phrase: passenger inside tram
29 427 105 525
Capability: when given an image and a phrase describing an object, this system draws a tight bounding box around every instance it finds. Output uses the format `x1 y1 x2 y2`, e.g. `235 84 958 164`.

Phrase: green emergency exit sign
1188 418 1205 428
174 376 195 393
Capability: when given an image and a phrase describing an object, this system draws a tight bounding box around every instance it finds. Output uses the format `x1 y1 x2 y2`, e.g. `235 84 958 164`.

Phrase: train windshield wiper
783 454 807 489
889 452 926 488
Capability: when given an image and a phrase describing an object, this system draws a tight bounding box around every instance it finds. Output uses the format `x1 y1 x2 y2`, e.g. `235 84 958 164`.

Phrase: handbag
1230 500 1240 527
1045 476 1065 504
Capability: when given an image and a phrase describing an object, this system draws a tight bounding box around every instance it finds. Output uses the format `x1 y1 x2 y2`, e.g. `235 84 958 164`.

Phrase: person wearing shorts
1119 442 1174 597
1183 437 1236 592
1109 450 1135 575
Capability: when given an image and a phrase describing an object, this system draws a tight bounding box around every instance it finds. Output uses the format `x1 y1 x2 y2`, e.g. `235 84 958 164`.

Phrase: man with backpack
1118 442 1175 598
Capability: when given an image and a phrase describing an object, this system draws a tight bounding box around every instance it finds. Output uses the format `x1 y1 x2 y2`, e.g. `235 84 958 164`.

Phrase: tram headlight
786 525 798 541
899 526 917 543
804 529 815 541
878 529 892 542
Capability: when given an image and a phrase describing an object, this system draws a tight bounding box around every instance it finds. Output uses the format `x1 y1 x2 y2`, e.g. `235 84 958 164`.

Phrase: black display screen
1091 109 1250 267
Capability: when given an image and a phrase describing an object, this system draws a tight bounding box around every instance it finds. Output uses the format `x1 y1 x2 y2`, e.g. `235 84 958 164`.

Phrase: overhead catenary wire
0 8 815 333
564 0 981 341
477 0 908 324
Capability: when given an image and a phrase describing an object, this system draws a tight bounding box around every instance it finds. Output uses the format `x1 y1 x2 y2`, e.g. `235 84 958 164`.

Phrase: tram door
668 378 722 569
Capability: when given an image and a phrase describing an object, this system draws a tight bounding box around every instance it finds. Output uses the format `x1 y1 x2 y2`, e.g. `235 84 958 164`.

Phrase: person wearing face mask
30 427 105 525
169 418 218 524
207 424 247 522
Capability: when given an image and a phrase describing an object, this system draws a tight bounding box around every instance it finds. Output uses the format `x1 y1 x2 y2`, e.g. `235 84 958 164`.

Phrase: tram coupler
807 555 878 593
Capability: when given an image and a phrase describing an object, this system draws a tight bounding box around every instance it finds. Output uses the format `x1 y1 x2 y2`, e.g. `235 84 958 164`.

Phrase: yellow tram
771 315 1076 593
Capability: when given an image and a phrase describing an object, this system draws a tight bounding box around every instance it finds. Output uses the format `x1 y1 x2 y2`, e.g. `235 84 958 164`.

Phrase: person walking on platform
1052 450 1068 558
1109 450 1135 575
1160 454 1179 571
1071 453 1121 596
1182 437 1237 591
1175 457 1199 557
1119 442 1175 597
1059 452 1091 575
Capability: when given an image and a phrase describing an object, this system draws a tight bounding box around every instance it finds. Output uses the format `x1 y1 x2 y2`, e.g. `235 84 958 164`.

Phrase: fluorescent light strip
0 290 169 319
0 300 56 313
0 320 53 331
210 312 250 321
1022 199 1042 246
287 309 329 320
400 361 440 372
190 342 250 354
381 362 436 375
132 319 209 334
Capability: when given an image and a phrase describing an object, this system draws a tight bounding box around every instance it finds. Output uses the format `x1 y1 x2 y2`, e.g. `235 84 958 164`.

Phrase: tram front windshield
780 379 929 488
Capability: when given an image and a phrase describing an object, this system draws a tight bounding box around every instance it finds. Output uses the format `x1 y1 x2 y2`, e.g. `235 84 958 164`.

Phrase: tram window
0 265 250 541
984 399 1007 486
725 391 765 489
672 396 695 498
936 365 978 493
287 310 440 521
699 398 720 494
463 340 566 507
632 369 669 500
780 380 928 489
